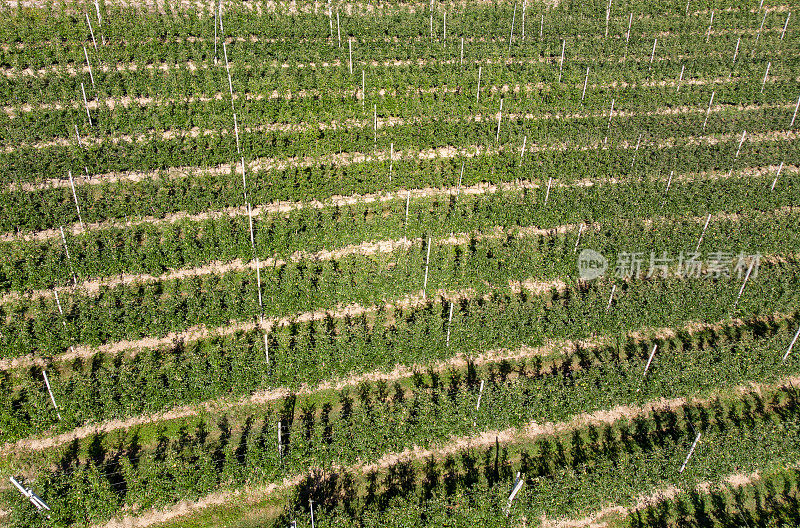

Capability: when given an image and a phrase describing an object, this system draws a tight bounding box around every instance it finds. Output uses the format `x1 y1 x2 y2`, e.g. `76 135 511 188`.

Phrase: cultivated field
1 0 800 526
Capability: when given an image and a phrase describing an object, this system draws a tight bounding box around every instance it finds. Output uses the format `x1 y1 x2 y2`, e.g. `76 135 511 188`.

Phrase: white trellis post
581 66 589 101
695 213 711 253
782 325 800 362
605 284 616 311
361 69 365 107
241 157 248 202
328 1 333 39
702 91 715 131
68 171 85 230
761 61 771 93
223 42 234 111
625 12 632 46
247 202 255 249
374 104 377 143
349 38 353 74
521 0 526 39
214 6 218 63
607 98 615 130
732 258 755 310
791 94 800 127
705 10 714 43
544 177 552 204
642 344 657 379
771 162 784 190
85 13 98 51
93 0 104 45
605 0 611 38
732 37 740 66
256 257 263 309
60 226 78 286
233 113 241 154
389 142 394 180
496 98 503 142
337 10 341 48
685 0 690 16
504 472 525 516
460 37 464 67
679 433 702 473
422 237 432 297
9 477 51 516
573 223 584 252
520 135 527 165
735 130 746 159
539 13 543 38
509 2 517 52
443 11 446 41
781 12 791 40
83 45 95 87
558 39 565 82
477 65 482 102
264 324 270 363
42 370 62 420
662 170 674 205
457 161 464 201
631 133 642 168
80 82 93 127
756 11 767 44
648 38 657 72
405 191 410 226
676 64 684 92
446 301 454 346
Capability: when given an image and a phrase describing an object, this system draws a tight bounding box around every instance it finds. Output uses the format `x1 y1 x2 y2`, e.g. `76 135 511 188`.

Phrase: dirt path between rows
7 102 790 153
3 45 791 79
2 302 795 460
4 162 794 244
10 128 798 194
90 372 800 528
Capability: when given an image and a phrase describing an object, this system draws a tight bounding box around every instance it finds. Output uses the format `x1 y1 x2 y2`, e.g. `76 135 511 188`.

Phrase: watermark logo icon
578 249 608 280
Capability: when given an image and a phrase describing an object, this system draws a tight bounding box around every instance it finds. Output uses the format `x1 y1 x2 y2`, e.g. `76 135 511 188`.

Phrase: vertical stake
605 284 616 311
648 38 657 72
761 61 771 93
676 64 684 92
349 38 353 74
544 177 552 204
662 170 673 206
631 133 642 168
405 191 410 226
496 98 503 142
705 10 714 43
695 213 711 253
702 91 715 131
389 142 394 180
234 113 241 154
477 65 482 102
68 171 85 230
782 325 800 362
679 433 702 473
337 10 341 48
735 130 746 159
771 161 784 190
460 37 464 67
256 257 263 308
607 98 614 130
539 13 543 38
781 12 790 40
42 370 62 421
81 82 93 127
791 94 800 127
423 237 432 297
509 2 517 53
83 45 95 87
558 39 565 82
732 258 755 310
581 66 589 101
86 13 98 51
520 135 527 165
361 69 365 106
247 202 255 249
446 301 454 346
605 0 611 38
756 11 767 45
625 12 632 46
457 161 464 201
573 224 584 252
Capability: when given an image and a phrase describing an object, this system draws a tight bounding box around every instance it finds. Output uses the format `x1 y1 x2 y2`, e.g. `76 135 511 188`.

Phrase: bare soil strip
2 46 791 79
3 163 794 244
10 129 797 194
90 373 800 528
6 102 790 153
6 74 797 117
